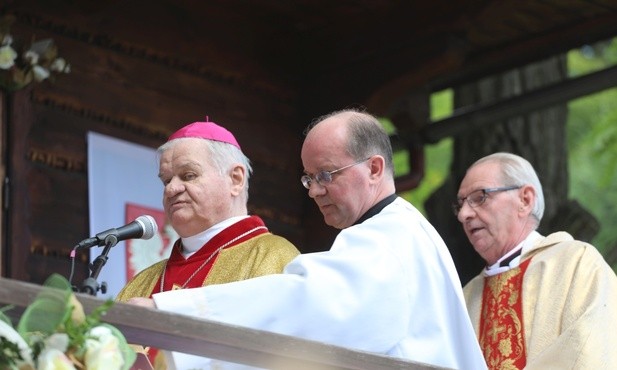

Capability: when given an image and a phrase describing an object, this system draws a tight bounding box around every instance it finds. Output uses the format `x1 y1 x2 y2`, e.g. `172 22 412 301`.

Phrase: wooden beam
430 11 617 91
421 64 617 144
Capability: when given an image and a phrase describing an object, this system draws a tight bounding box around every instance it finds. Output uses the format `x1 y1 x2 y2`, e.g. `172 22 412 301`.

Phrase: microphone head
135 215 158 240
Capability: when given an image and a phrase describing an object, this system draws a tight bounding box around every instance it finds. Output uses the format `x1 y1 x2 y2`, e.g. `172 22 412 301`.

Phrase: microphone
76 215 158 249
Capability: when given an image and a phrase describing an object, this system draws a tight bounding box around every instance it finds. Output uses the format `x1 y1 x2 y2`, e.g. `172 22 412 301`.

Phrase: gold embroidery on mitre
479 259 531 369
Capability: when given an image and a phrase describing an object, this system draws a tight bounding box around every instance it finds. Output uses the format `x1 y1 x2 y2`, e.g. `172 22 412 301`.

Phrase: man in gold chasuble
455 152 617 369
116 120 299 369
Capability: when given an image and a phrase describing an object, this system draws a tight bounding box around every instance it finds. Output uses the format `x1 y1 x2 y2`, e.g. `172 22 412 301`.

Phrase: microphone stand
78 235 118 296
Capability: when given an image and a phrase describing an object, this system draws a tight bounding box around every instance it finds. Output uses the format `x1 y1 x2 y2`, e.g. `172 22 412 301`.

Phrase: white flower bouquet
0 14 70 92
0 274 136 369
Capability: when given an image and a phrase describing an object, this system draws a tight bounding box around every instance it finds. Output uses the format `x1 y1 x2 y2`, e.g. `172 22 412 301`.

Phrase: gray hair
472 152 545 224
157 138 253 199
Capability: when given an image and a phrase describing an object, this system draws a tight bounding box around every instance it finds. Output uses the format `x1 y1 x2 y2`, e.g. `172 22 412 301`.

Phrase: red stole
146 216 268 366
152 215 268 294
479 258 532 370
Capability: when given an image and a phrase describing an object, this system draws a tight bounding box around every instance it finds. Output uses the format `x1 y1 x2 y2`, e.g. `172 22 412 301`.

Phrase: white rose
1 34 13 46
44 333 70 352
0 319 33 367
0 45 17 69
50 57 68 73
37 348 77 370
88 325 113 339
32 65 50 82
84 326 125 370
23 50 39 65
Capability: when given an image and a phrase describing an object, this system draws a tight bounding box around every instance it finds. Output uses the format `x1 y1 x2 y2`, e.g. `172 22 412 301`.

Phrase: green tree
568 37 617 265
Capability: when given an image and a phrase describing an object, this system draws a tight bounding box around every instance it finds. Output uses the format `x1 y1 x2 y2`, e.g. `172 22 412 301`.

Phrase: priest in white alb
130 109 487 370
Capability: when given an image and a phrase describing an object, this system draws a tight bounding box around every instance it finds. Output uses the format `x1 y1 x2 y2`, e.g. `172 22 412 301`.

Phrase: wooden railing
0 278 448 370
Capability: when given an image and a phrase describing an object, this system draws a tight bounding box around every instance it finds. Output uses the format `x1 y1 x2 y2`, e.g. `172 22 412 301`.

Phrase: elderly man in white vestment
130 109 487 370
455 152 617 369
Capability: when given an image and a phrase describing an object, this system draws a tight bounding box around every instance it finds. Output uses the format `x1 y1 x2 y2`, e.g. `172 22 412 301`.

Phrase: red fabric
146 216 268 365
479 258 532 369
152 215 268 294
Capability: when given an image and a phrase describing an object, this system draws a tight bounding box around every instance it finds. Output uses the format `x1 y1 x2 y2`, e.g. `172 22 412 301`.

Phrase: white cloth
181 215 249 257
154 197 487 370
484 231 542 276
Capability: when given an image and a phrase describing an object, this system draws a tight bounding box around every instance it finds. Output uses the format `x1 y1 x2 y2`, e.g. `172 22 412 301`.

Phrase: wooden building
2 0 617 289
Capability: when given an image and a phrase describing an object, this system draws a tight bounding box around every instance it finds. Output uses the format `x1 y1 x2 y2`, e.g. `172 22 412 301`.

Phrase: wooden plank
0 277 448 370
422 64 617 143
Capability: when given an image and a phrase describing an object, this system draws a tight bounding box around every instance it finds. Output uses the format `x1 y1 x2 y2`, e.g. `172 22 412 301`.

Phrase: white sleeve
153 225 410 352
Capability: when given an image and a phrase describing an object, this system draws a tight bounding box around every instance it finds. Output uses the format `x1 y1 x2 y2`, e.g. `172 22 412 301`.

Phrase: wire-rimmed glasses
452 185 521 215
301 158 371 189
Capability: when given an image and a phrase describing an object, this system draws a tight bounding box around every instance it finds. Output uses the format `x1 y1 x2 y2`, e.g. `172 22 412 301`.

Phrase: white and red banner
87 132 169 299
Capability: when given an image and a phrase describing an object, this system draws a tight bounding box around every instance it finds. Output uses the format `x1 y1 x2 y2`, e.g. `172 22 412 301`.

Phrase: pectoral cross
487 321 506 342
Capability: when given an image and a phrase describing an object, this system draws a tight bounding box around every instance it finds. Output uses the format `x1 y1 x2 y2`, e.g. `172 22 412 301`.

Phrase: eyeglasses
452 185 521 215
301 158 370 189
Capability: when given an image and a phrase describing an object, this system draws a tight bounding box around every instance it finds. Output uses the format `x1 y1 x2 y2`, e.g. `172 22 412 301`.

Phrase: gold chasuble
115 215 300 369
466 232 617 369
116 215 299 301
479 258 532 370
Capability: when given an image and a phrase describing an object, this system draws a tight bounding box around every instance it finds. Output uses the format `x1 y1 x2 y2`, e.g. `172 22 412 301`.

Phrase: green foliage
399 90 453 216
399 139 452 215
62 299 115 358
381 89 453 215
567 37 617 262
430 89 454 121
0 274 135 369
380 117 396 134
381 111 452 216
568 38 617 78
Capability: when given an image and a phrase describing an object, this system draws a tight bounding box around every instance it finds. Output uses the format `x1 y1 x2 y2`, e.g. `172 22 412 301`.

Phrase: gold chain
159 226 267 292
